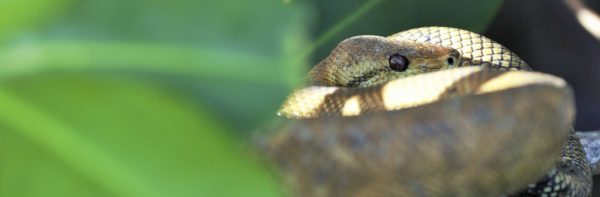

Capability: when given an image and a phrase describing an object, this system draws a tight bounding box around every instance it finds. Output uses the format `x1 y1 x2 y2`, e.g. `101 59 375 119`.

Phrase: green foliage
0 0 502 196
0 74 281 196
308 0 504 62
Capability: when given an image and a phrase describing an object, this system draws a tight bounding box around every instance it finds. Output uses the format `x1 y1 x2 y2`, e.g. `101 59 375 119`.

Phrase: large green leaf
0 0 311 132
0 73 281 197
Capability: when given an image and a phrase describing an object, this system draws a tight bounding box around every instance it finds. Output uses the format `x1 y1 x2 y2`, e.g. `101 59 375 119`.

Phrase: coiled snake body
260 27 598 196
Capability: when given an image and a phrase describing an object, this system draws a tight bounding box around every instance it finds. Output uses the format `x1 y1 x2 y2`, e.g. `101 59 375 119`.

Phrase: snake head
310 35 462 87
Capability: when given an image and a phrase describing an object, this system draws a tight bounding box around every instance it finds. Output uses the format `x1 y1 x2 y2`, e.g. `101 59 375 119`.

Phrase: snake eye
447 57 456 65
389 53 409 71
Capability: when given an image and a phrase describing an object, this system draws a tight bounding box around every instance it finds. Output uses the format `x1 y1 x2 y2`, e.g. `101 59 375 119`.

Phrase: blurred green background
3 0 574 196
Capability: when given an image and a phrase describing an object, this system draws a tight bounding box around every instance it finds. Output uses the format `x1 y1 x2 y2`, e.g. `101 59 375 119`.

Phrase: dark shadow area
485 0 600 195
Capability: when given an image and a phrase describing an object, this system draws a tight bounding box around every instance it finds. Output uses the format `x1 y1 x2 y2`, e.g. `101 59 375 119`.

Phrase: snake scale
258 27 599 196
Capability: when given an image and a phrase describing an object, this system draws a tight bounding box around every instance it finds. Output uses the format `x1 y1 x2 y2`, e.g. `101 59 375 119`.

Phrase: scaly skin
260 27 592 196
392 27 591 197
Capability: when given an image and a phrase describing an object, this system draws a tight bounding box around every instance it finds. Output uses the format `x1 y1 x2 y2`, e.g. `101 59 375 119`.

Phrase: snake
257 27 600 196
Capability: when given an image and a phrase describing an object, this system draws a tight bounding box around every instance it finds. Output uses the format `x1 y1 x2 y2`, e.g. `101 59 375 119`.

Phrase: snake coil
259 27 592 197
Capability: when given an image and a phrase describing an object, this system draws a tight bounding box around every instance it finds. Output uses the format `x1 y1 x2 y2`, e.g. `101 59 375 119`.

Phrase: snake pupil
389 53 408 71
447 57 455 65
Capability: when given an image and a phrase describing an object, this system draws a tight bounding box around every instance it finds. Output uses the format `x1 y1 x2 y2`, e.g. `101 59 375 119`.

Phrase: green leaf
0 73 281 197
0 0 312 131
0 41 284 85
0 0 73 41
